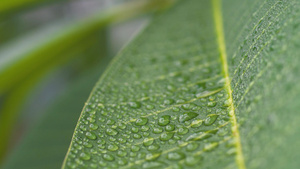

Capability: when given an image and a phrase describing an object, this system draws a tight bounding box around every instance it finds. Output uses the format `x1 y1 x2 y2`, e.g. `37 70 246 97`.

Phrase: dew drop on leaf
117 150 127 157
186 143 199 151
153 127 163 134
185 155 202 166
85 132 97 140
147 144 160 151
160 132 174 141
165 124 175 131
102 154 115 161
105 128 118 136
89 123 98 130
80 152 91 161
131 145 140 152
179 112 198 122
167 152 186 160
145 152 161 161
204 114 219 126
107 144 119 151
118 159 128 166
143 137 154 146
135 117 148 126
191 119 203 128
177 127 189 135
129 101 141 109
158 115 171 126
207 101 217 107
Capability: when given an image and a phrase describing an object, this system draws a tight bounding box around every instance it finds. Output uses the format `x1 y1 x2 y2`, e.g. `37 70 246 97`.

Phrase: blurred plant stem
0 0 176 162
0 0 175 96
1 0 41 14
0 36 102 164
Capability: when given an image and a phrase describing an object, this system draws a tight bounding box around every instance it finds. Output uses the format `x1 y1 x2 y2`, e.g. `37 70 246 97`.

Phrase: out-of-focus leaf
0 0 174 95
0 0 62 14
1 57 111 169
62 0 300 168
0 0 174 160
0 33 105 161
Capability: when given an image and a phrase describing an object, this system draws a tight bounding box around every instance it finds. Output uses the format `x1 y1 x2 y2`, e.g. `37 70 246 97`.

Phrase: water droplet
99 160 107 167
118 123 126 129
207 101 217 107
83 142 93 148
129 101 141 109
165 124 175 131
80 152 91 160
223 99 232 107
186 143 198 151
191 119 202 128
141 125 150 131
185 156 202 166
177 127 189 135
204 142 218 151
131 126 139 133
160 132 174 141
107 144 119 151
89 123 98 130
86 132 97 140
164 99 174 105
182 104 192 110
167 85 176 91
167 152 185 160
204 114 219 126
145 152 161 161
106 128 118 136
146 104 155 110
106 119 115 125
135 117 148 126
103 154 115 161
153 127 163 134
158 115 171 126
97 139 105 144
147 144 160 151
133 133 142 139
186 132 212 141
117 150 127 157
143 137 154 146
179 112 198 122
131 145 140 152
118 159 128 166
173 107 180 112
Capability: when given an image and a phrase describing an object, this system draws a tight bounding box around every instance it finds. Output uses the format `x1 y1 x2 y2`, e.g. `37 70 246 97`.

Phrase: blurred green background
0 0 166 168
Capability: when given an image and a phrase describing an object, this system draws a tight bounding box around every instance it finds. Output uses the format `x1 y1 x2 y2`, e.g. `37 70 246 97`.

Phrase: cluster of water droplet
62 0 251 168
65 82 239 168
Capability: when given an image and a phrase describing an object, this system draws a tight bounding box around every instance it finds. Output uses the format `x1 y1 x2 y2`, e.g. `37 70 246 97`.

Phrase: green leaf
0 0 59 14
0 0 174 95
0 0 174 160
0 33 106 161
63 0 300 168
1 59 110 169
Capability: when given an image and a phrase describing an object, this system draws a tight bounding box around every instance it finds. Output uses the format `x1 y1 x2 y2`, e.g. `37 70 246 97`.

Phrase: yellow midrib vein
211 0 246 169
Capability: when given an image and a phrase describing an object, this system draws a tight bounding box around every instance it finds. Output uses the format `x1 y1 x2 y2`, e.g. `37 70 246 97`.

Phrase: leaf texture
63 0 300 168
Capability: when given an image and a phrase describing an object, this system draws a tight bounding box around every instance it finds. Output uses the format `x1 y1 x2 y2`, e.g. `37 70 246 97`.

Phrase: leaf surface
63 0 300 168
